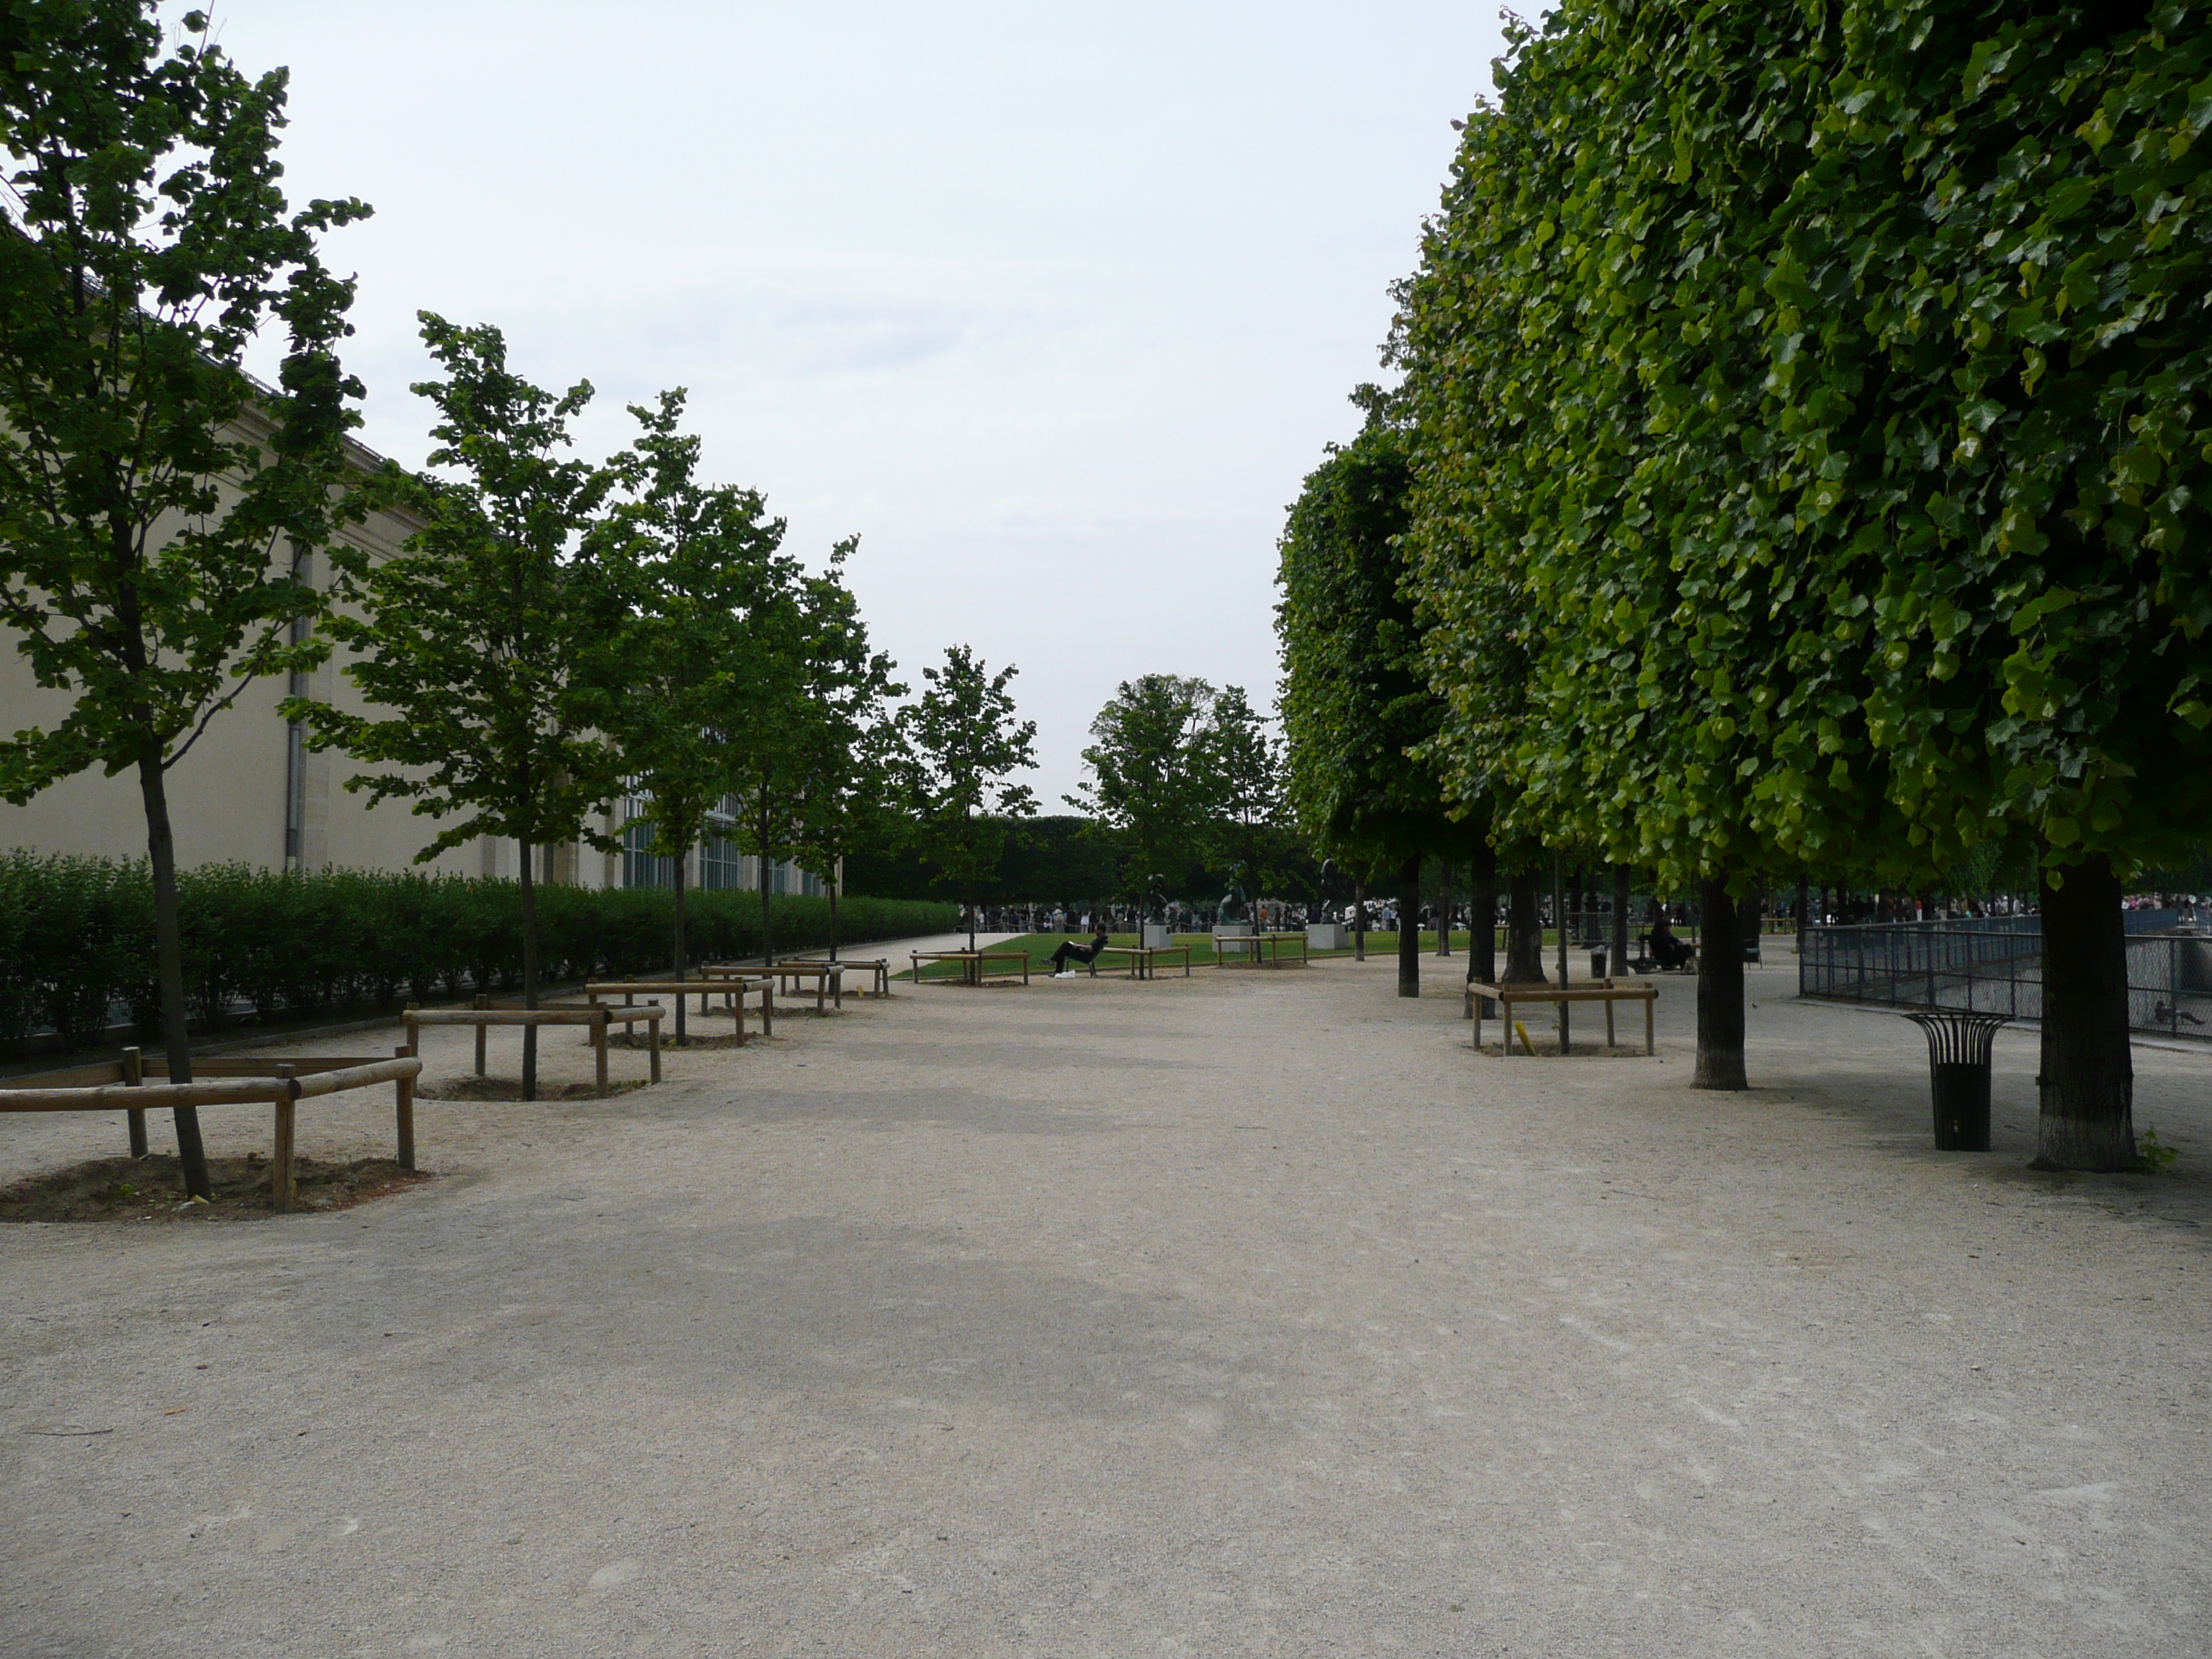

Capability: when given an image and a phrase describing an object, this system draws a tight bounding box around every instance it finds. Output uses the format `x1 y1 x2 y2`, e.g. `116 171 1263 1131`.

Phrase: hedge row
0 854 957 1052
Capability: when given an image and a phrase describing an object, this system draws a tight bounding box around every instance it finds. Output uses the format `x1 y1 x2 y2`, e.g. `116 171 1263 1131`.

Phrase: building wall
0 467 502 878
2 430 827 899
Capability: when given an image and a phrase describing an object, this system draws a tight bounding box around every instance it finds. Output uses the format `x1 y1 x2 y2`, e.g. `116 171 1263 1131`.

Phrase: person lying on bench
1646 915 1695 971
1049 928 1111 979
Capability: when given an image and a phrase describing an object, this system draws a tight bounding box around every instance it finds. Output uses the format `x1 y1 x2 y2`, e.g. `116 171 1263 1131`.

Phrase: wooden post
733 984 748 1048
1605 982 1617 1049
122 1045 148 1159
1645 992 1655 1056
763 984 774 1039
647 1008 662 1084
402 1002 420 1058
271 1066 297 1213
395 1043 415 1172
474 994 489 1076
595 1011 610 1098
1553 858 1570 1052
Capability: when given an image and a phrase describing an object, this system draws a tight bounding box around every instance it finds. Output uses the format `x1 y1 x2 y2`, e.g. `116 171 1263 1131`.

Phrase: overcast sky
204 1 1508 803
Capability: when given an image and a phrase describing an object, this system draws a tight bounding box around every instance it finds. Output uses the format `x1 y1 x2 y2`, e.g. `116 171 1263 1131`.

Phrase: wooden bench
401 1003 662 1092
584 979 773 1043
1092 943 1192 980
1467 979 1657 1056
749 960 848 1013
0 1049 426 1211
783 956 893 997
910 949 1032 986
1213 932 1311 968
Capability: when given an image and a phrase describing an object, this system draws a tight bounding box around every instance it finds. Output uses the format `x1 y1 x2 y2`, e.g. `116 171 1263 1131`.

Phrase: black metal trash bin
1905 1012 2010 1151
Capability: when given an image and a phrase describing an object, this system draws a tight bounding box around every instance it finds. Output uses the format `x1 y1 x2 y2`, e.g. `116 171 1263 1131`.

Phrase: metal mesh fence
1799 912 2212 1038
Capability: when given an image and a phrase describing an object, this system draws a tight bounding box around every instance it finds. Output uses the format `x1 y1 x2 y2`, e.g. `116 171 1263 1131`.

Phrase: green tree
291 316 616 1100
1748 1 2212 1167
1069 674 1219 920
578 389 783 1031
0 4 369 1195
786 544 905 960
1276 413 1487 998
1398 0 2211 1149
1197 684 1292 912
721 552 809 967
901 645 1038 950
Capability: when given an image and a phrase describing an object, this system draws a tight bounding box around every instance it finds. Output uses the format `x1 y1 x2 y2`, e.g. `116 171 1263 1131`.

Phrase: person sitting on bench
1049 927 1112 979
1646 914 1695 971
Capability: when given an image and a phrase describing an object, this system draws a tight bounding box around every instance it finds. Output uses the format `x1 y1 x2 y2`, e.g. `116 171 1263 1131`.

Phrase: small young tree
721 558 810 968
0 6 369 1196
1069 674 1219 922
1197 684 1290 918
291 316 616 1099
902 645 1038 950
578 390 782 1031
786 546 905 960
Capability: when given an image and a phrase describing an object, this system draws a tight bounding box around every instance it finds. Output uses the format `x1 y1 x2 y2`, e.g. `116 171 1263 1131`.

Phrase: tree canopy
0 1 369 1192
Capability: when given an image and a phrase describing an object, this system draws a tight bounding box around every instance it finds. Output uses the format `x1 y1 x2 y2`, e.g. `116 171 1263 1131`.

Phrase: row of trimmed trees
1068 675 1305 916
1279 0 2212 1169
0 9 1039 1187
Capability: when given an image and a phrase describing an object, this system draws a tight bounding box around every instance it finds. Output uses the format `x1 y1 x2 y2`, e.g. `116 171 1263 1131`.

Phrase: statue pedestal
1307 922 1347 950
1141 922 1172 948
1212 922 1252 939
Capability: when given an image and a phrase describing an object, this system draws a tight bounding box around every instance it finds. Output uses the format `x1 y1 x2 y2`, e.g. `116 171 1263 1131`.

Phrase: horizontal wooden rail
0 1076 290 1112
1467 979 1657 1057
0 1054 424 1210
405 1007 621 1028
401 1003 660 1090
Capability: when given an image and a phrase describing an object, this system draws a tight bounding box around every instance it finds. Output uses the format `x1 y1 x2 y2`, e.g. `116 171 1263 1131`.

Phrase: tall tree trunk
1437 862 1452 957
1610 866 1630 981
1396 854 1421 999
672 853 688 1044
1552 858 1569 986
518 839 539 1102
1472 842 1497 987
828 868 840 962
2033 854 2136 1170
138 748 210 1199
1694 873 1747 1089
1795 874 1809 958
1504 868 1546 984
760 867 775 968
1353 878 1366 961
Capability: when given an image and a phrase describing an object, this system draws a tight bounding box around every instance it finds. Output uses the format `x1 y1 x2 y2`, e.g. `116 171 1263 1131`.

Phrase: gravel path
4 958 2208 1657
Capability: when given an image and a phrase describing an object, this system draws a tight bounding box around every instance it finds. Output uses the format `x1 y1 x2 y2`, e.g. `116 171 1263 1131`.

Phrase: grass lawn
903 930 1483 980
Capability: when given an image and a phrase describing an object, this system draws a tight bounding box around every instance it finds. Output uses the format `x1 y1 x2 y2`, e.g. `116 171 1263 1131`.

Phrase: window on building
621 793 675 890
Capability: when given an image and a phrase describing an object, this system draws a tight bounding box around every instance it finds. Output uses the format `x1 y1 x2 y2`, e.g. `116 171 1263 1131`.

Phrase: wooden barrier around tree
0 1051 425 1211
583 979 774 1044
401 1003 662 1092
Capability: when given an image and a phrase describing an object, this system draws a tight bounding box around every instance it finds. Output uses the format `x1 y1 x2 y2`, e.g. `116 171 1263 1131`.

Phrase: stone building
0 431 820 898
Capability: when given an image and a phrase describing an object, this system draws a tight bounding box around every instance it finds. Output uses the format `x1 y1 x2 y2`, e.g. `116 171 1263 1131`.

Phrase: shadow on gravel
307 1210 1313 1441
0 1154 433 1223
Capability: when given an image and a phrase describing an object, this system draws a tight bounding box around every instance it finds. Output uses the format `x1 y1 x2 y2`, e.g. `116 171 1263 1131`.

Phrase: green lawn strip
899 921 1794 981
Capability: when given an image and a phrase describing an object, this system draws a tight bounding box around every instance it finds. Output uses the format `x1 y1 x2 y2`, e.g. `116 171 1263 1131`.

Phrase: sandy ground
2 956 2208 1658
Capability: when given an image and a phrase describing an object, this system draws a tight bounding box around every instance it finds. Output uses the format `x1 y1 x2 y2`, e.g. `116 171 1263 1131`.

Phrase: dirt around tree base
419 1076 649 1102
0 1154 433 1223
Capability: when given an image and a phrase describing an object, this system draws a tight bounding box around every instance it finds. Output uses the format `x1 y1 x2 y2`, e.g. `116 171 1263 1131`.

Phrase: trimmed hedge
0 853 956 1053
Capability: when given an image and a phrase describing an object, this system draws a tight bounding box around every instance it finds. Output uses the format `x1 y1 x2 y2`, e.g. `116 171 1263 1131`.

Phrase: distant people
1050 926 1111 979
1647 914 1694 971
